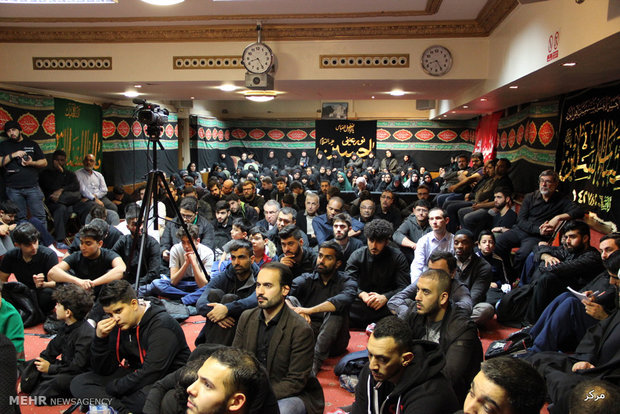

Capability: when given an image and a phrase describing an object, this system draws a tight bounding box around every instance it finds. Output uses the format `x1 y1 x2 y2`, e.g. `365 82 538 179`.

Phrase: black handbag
19 359 41 394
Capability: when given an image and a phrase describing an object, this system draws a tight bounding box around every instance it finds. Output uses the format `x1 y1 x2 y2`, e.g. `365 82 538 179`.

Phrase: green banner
54 98 102 171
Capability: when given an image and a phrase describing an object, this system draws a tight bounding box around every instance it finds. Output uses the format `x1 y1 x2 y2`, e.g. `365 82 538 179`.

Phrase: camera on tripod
133 99 169 127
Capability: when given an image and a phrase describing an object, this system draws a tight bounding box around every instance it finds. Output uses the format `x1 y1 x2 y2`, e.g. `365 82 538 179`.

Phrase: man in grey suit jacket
232 262 325 414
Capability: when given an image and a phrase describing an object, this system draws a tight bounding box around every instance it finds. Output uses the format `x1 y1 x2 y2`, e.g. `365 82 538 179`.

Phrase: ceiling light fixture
244 91 276 102
480 98 487 102
219 84 238 92
140 0 184 5
389 89 406 96
463 105 469 109
562 62 577 67
134 84 142 88
0 0 117 3
123 91 139 98
509 85 518 89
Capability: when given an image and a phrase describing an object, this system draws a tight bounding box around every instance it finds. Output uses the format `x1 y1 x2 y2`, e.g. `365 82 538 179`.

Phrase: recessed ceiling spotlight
219 84 238 92
480 98 487 102
190 96 195 100
389 89 406 97
134 84 142 88
371 96 375 99
509 85 518 89
451 111 456 113
442 115 447 118
562 62 577 67
123 91 139 98
463 105 469 109
141 0 185 5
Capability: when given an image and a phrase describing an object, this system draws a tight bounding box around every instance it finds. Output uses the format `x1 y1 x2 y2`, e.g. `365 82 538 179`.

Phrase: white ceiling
1 0 619 120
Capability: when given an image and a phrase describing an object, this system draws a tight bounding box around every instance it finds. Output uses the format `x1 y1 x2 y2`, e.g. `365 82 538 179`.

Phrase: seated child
23 284 94 402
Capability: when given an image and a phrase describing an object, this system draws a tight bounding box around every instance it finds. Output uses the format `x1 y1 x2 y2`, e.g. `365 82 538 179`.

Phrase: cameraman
0 120 48 223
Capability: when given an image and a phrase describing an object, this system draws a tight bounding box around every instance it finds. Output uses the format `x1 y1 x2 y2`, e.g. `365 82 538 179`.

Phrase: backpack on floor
495 282 535 328
2 281 45 327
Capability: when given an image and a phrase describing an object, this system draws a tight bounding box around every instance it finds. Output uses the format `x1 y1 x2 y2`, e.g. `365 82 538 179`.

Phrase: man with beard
355 196 376 225
406 269 482 403
388 250 473 319
233 262 325 414
521 220 605 324
194 239 259 346
287 240 358 375
241 179 265 216
313 196 363 245
185 347 279 414
525 250 620 414
394 199 432 263
276 224 316 278
494 170 584 279
352 315 459 414
226 194 258 225
331 213 363 271
39 149 83 244
374 190 402 229
347 219 410 329
493 236 620 355
453 229 494 324
212 200 233 254
202 178 222 213
0 120 47 224
296 192 319 246
267 207 309 256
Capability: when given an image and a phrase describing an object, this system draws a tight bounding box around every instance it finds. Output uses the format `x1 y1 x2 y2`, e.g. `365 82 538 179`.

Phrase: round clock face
421 45 453 76
242 42 274 74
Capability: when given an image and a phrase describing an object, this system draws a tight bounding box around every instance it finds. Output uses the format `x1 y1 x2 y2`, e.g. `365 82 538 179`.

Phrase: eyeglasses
181 213 195 220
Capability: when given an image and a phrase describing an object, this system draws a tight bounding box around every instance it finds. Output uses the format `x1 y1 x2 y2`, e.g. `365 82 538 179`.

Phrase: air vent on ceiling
173 56 243 69
33 57 112 70
320 54 409 68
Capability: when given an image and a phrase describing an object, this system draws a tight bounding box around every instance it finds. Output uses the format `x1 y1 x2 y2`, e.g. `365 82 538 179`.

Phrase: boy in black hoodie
352 315 459 414
70 280 190 413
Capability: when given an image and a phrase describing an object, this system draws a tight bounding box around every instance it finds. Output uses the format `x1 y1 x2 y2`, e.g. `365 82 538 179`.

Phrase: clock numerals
243 43 273 74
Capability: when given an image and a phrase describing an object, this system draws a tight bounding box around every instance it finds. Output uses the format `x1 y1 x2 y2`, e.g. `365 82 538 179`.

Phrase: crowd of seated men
0 123 616 414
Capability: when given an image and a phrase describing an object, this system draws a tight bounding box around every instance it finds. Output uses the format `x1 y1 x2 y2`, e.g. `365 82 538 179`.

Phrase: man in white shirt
410 207 455 285
75 153 119 225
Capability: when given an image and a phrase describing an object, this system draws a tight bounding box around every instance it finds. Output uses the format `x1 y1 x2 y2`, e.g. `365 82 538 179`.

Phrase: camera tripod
129 124 209 292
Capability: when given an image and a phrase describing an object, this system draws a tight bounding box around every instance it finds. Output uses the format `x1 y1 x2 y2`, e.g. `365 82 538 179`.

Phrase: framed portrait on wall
321 102 348 119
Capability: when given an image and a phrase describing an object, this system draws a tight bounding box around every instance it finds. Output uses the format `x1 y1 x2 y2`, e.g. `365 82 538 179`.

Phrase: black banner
557 84 620 223
315 120 376 159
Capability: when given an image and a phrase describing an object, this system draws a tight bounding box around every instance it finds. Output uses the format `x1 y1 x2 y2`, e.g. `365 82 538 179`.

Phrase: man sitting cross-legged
143 224 213 306
48 223 126 297
194 239 260 346
287 240 358 376
70 280 190 414
0 222 58 316
347 219 410 329
406 268 482 403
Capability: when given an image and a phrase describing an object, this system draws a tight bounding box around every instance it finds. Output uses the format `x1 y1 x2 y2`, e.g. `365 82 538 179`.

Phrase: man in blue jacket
194 239 260 346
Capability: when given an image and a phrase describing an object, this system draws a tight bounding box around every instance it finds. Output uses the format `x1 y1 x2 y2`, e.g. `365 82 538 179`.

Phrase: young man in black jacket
352 315 459 414
406 269 482 403
70 280 190 413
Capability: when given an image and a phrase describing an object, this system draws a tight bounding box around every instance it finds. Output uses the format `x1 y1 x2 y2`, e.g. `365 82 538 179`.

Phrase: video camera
133 98 169 127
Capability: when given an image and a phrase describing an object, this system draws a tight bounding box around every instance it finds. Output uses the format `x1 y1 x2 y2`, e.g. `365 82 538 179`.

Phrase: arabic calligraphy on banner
557 84 620 223
315 120 377 158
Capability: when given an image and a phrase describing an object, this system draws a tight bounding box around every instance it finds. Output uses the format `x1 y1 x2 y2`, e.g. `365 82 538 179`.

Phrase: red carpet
18 316 550 414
